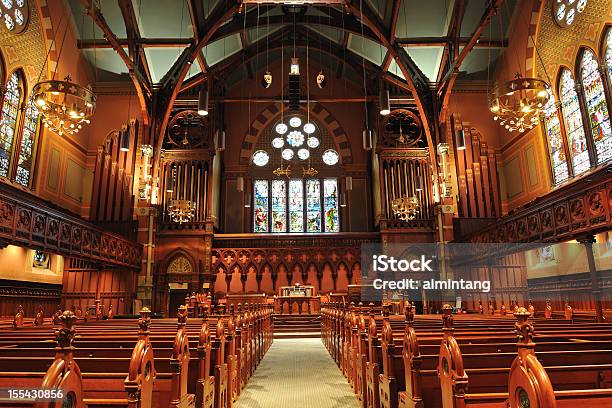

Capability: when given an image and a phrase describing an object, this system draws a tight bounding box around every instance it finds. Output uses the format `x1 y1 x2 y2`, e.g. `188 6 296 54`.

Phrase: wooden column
578 234 604 322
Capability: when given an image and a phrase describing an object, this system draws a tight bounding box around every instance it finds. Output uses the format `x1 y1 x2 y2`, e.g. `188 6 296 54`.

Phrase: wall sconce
339 192 347 207
237 176 244 192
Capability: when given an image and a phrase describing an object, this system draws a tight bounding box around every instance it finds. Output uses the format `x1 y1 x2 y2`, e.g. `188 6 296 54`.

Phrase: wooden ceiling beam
396 37 506 48
438 0 506 124
80 0 151 124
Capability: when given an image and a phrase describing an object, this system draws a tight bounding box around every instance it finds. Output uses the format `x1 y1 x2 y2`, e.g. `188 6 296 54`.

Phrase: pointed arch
239 102 352 165
558 67 591 175
577 47 612 165
542 78 570 185
0 69 24 178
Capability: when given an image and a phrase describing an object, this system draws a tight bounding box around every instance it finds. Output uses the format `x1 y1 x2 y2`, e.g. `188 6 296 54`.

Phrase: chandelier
391 196 420 221
488 74 550 133
32 75 96 136
167 199 196 224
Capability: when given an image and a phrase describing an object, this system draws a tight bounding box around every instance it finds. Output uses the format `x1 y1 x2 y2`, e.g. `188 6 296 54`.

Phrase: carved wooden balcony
462 165 611 243
0 182 142 268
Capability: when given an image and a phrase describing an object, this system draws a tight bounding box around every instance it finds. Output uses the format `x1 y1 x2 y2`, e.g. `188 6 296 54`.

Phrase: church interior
0 0 611 407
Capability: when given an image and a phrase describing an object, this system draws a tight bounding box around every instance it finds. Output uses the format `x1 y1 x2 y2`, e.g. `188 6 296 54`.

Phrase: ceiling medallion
488 74 550 132
33 75 96 136
167 199 196 224
391 196 420 221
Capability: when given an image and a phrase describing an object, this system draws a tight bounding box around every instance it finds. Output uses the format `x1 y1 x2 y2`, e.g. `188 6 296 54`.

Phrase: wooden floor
235 338 360 408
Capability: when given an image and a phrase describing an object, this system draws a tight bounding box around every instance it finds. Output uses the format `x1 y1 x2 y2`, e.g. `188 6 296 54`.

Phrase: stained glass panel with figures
306 179 321 232
15 100 38 186
253 180 269 233
559 69 590 174
543 94 569 184
288 179 304 232
580 50 612 164
323 179 339 232
271 180 286 232
0 72 21 177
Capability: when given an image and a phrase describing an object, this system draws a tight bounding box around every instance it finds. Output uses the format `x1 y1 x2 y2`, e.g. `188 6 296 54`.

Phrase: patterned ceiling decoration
535 0 612 88
0 0 46 87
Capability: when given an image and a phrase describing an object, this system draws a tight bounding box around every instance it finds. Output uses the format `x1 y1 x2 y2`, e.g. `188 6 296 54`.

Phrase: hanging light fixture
119 126 130 152
215 128 226 152
391 196 420 221
197 84 209 116
379 85 391 116
316 71 327 89
167 199 196 224
262 71 273 89
362 125 372 151
488 74 550 132
34 76 96 136
166 167 175 193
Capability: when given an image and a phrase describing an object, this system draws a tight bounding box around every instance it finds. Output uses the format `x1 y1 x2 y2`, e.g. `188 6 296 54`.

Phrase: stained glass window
580 49 612 164
324 179 339 232
15 100 38 186
306 179 321 232
253 180 269 233
543 94 569 184
606 29 612 84
559 69 590 175
288 179 304 232
0 72 21 177
271 180 286 232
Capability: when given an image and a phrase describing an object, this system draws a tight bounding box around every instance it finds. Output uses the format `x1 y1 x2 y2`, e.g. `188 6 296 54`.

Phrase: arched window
605 28 612 83
559 69 590 175
543 93 569 184
579 49 612 164
15 100 38 186
251 113 341 233
0 71 22 178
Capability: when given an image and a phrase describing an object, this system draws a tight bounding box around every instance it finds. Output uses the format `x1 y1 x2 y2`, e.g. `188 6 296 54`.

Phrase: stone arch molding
239 102 352 165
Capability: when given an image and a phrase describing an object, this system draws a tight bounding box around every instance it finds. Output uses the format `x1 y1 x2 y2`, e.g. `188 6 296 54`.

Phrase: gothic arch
164 249 196 275
239 102 352 165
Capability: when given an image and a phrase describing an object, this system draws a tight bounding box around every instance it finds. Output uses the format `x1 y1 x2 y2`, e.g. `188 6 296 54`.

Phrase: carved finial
138 307 151 335
229 303 235 315
382 304 390 318
405 302 414 325
237 303 243 313
514 307 534 346
177 305 187 327
442 304 453 330
55 310 77 350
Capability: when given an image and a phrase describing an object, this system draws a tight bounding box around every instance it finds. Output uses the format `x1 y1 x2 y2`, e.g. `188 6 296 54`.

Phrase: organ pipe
379 152 432 221
160 159 209 224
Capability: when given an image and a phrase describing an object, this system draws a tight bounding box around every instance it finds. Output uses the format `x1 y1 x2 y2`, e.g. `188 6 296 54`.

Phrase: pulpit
275 284 319 314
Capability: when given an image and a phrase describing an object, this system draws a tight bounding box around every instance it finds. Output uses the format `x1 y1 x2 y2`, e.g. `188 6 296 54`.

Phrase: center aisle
235 338 361 408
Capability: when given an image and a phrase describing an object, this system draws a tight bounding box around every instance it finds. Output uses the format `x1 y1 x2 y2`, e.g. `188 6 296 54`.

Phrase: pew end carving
35 310 85 408
125 307 156 408
507 308 557 408
437 304 468 408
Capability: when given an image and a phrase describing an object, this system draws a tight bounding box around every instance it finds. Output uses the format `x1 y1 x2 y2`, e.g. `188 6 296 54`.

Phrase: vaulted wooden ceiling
73 0 517 171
